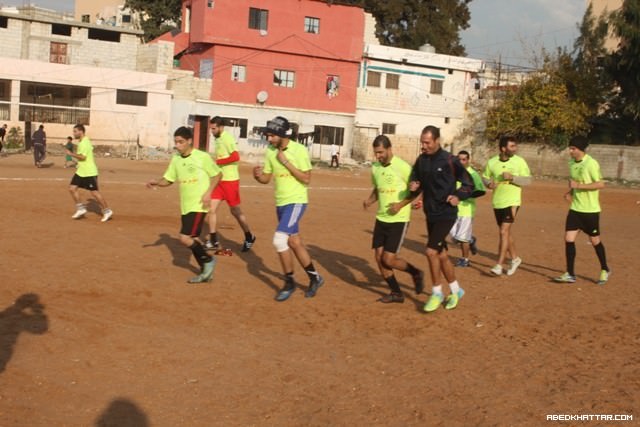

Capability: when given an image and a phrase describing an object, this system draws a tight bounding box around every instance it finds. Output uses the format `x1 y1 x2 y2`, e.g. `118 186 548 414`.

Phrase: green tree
124 0 181 42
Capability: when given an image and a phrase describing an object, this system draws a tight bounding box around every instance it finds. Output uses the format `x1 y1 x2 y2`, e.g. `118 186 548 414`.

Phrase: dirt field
1 153 638 427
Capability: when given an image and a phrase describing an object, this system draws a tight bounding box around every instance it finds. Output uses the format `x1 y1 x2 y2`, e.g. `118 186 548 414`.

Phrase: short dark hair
210 116 224 126
421 125 440 140
458 150 470 158
174 126 193 140
73 124 85 133
67 136 72 140
499 135 515 149
372 134 391 148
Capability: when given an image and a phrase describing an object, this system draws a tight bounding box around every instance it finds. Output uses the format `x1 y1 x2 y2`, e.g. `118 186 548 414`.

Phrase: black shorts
180 212 207 237
565 210 601 236
70 174 99 191
426 217 456 252
372 220 409 254
494 206 520 225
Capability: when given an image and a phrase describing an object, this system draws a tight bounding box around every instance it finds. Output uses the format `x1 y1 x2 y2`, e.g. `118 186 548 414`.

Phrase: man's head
72 124 85 140
498 135 517 158
420 125 441 155
261 116 291 148
173 126 194 155
210 116 225 138
39 124 44 130
67 136 73 142
568 135 588 160
457 150 470 167
372 135 392 165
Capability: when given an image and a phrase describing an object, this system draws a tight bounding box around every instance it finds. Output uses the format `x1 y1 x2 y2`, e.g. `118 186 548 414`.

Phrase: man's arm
363 188 378 210
201 173 222 207
253 166 272 184
276 150 310 185
146 177 173 189
217 151 240 165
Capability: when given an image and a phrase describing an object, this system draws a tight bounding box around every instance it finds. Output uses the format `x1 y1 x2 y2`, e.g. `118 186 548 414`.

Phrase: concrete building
0 6 172 149
155 0 364 160
75 0 139 30
590 0 623 52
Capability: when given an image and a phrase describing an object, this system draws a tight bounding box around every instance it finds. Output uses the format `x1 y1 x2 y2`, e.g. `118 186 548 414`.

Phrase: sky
1 0 586 67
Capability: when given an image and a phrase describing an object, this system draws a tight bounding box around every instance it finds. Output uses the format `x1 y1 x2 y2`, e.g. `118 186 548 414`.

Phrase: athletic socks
405 263 420 276
449 280 460 294
593 242 609 272
304 263 320 282
384 275 402 293
433 285 443 296
565 241 576 276
190 241 212 266
209 232 219 245
244 231 253 241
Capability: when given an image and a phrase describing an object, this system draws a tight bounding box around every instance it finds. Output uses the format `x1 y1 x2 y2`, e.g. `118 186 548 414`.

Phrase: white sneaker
506 257 522 276
72 207 87 219
490 264 503 276
101 209 113 222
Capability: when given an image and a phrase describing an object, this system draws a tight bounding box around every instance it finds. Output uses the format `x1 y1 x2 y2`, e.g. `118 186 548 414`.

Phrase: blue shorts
276 203 307 235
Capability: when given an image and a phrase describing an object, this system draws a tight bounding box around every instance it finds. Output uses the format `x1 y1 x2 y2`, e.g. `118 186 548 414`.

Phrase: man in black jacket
391 125 474 312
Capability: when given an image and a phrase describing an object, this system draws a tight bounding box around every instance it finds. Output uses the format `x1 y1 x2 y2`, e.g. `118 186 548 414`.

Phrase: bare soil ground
0 153 638 426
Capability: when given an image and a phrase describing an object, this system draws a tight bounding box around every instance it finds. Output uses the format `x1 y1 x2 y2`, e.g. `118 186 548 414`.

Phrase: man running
554 136 610 285
482 135 531 276
253 116 324 302
204 116 256 253
146 126 221 284
363 135 424 303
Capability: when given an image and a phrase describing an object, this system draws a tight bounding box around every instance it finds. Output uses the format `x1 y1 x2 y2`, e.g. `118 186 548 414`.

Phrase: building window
207 0 214 8
221 117 248 138
314 125 344 146
326 75 339 98
430 79 443 95
304 17 320 34
51 23 71 36
273 70 295 88
50 42 68 64
366 71 381 87
199 59 214 79
88 28 121 42
81 14 90 23
122 14 131 23
444 117 450 124
382 123 396 135
116 89 148 107
0 16 8 28
231 65 246 82
249 8 268 31
19 82 91 124
386 74 400 89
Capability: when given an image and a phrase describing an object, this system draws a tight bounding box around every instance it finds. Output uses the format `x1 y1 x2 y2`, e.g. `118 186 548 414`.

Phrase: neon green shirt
215 131 240 182
457 166 485 217
569 154 602 213
371 156 412 223
483 154 531 209
263 141 311 206
76 136 98 177
163 149 221 215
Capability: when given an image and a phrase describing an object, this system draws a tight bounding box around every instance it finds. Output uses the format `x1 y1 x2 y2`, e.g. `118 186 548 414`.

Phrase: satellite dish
259 29 267 36
256 90 268 103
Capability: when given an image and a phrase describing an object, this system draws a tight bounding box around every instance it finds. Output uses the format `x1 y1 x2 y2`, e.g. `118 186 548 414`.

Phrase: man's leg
207 199 223 249
288 233 323 297
229 204 256 251
374 247 403 302
497 222 512 266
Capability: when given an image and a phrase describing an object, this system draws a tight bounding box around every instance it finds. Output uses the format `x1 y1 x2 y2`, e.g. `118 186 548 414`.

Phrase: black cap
260 116 291 138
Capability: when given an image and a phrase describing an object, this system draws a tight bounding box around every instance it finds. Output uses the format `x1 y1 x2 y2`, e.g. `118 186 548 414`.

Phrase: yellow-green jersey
569 154 602 213
263 141 311 206
76 136 98 177
457 166 485 218
483 154 531 209
163 149 221 215
371 156 412 223
215 131 239 181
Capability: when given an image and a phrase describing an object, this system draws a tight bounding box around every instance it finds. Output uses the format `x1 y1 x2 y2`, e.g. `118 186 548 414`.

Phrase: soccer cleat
71 206 87 219
378 292 404 303
187 258 217 284
490 264 503 276
553 272 576 283
412 269 425 295
445 288 465 310
305 275 325 298
101 209 113 222
455 258 470 267
241 234 256 252
506 257 522 276
204 240 220 251
423 293 444 313
276 282 296 302
470 236 478 255
597 269 610 286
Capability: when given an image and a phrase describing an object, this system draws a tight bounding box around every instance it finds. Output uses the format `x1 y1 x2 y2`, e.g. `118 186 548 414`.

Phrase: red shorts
211 180 241 207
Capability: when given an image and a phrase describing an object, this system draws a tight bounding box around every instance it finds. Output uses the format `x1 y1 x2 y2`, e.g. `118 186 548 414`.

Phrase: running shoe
553 272 576 283
71 206 87 219
101 209 113 222
204 240 219 251
305 275 325 298
490 264 503 276
378 292 404 304
188 258 217 284
276 282 296 301
423 293 444 313
506 257 522 276
412 269 425 295
470 236 478 255
455 258 470 267
597 269 610 286
241 234 256 252
445 288 465 310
